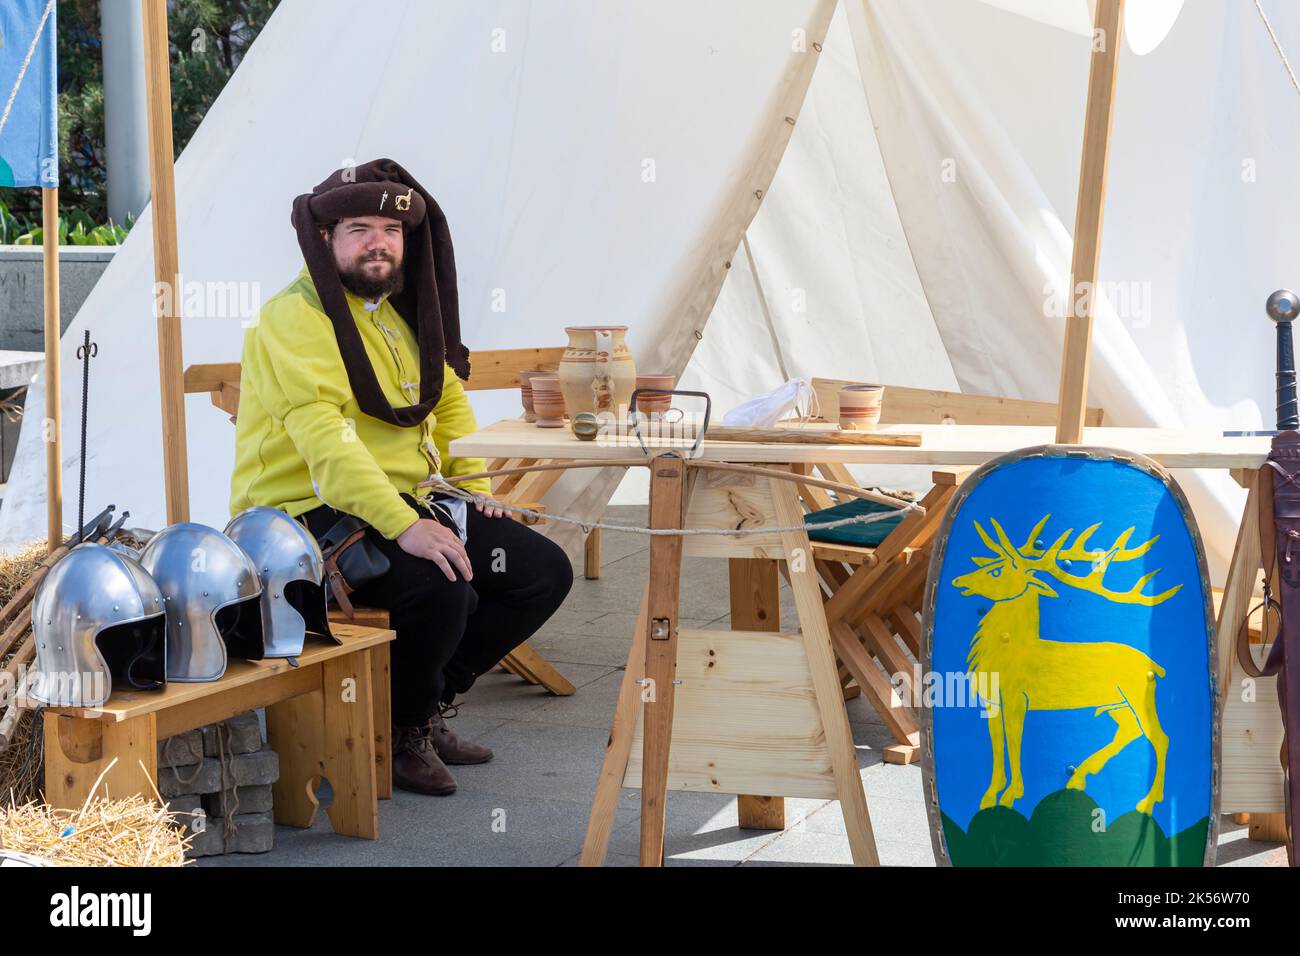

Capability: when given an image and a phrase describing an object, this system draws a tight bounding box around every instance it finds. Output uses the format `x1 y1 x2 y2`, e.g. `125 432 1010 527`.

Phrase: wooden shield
922 446 1218 866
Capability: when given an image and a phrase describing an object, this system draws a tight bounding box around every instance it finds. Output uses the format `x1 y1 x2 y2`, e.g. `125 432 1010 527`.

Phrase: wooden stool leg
773 478 879 865
581 583 650 865
730 557 787 832
738 795 786 831
266 688 326 829
585 528 601 580
44 712 158 809
321 650 379 839
639 456 688 866
371 642 392 800
505 642 576 696
1249 813 1288 842
502 652 541 684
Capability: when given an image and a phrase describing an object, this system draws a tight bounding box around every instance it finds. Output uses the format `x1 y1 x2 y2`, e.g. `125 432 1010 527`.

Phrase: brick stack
156 710 280 858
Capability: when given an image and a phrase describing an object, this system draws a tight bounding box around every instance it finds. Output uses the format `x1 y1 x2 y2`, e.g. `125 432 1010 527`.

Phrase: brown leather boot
429 704 494 765
392 722 458 795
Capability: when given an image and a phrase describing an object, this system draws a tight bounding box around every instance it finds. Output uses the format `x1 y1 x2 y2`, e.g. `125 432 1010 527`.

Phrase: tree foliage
3 0 278 239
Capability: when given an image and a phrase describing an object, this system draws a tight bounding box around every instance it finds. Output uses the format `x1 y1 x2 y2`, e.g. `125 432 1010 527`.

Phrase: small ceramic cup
839 384 885 430
518 369 547 422
531 375 566 428
634 374 675 417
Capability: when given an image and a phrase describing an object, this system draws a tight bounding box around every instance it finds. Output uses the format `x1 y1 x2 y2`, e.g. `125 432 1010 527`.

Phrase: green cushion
804 498 906 549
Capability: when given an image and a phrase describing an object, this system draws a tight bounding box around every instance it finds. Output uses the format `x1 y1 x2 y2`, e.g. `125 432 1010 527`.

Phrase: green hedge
0 197 129 246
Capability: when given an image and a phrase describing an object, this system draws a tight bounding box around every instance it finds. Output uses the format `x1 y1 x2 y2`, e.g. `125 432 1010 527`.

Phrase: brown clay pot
518 369 547 422
531 375 566 428
839 384 885 430
634 374 675 416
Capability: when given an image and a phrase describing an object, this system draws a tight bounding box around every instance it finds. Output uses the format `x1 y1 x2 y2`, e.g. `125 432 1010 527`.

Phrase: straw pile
0 533 153 804
0 540 51 805
0 760 192 866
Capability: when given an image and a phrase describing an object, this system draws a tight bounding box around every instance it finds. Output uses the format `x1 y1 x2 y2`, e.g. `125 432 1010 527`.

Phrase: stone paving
202 506 1286 867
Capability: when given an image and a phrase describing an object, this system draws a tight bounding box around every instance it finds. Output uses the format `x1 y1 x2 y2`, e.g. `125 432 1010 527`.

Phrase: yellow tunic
229 264 490 540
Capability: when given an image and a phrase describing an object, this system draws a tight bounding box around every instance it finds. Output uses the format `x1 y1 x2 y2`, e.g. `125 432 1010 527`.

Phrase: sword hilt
1268 289 1300 432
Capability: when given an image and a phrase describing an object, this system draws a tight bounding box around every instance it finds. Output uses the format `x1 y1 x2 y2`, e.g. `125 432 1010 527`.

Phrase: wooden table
27 624 394 840
452 420 1283 861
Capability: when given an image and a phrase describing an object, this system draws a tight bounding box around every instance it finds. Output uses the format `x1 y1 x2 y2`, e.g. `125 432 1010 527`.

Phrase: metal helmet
139 523 264 682
28 543 167 708
224 506 335 657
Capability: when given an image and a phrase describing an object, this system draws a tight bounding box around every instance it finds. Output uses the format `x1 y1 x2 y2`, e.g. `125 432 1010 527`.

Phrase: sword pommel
1270 289 1300 431
1268 289 1300 323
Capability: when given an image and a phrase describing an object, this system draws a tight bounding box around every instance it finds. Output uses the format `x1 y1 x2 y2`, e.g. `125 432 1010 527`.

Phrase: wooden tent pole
41 187 61 552
1055 0 1125 444
140 0 189 522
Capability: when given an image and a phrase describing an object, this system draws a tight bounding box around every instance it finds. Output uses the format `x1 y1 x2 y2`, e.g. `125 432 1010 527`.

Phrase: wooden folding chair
798 378 1106 763
183 346 583 696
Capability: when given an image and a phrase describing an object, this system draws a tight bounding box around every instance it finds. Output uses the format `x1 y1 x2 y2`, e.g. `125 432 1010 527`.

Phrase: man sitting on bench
229 158 573 796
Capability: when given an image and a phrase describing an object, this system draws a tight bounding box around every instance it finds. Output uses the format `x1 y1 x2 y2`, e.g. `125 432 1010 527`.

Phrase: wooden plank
461 347 566 391
737 794 786 830
265 688 327 828
321 650 379 839
1056 0 1125 443
506 464 567 508
639 455 688 866
890 607 924 659
830 619 921 745
811 378 1104 428
451 418 1272 470
41 188 61 552
156 662 319 739
1249 813 1288 842
24 625 392 723
142 0 191 523
730 557 786 831
771 477 879 865
371 641 392 799
882 744 920 766
211 382 241 419
580 584 650 866
796 462 838 511
682 477 786 559
505 642 576 696
584 528 601 579
1222 650 1285 813
860 614 916 682
810 541 877 567
183 362 242 393
707 425 921 447
44 713 158 809
624 629 839 799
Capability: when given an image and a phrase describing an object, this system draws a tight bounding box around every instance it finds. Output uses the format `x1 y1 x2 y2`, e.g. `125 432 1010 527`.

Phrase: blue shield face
923 449 1216 867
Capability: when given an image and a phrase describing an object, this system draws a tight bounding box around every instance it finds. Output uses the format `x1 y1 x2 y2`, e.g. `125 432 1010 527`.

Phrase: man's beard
338 251 405 300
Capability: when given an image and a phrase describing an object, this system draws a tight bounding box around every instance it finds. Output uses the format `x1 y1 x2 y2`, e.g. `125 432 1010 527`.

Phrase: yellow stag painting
951 516 1182 815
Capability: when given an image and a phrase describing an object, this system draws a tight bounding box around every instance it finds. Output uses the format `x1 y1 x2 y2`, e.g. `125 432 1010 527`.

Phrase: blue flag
0 0 58 188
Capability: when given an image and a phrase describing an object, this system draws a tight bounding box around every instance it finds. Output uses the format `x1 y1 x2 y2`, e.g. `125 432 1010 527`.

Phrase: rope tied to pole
428 475 922 539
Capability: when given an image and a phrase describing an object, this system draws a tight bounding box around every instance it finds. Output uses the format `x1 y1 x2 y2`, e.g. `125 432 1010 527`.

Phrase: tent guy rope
1254 0 1300 100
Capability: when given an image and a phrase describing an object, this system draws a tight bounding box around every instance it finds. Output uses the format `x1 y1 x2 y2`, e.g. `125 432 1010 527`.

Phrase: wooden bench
184 346 580 696
29 623 393 839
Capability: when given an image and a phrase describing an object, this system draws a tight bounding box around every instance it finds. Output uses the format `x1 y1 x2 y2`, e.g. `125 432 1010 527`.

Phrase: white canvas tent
2 0 1298 583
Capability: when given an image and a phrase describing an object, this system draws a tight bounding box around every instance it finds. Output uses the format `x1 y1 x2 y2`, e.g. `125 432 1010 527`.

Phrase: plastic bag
721 378 817 427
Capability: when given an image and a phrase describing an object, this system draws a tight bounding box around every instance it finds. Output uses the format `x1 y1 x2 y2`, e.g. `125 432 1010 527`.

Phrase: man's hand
475 498 506 519
396 518 473 582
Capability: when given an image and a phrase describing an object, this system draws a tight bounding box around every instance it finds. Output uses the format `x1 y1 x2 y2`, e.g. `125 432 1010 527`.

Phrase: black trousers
301 494 573 726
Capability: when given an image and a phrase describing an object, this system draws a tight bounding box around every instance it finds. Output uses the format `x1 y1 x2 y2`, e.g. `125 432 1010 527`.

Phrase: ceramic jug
558 326 636 418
